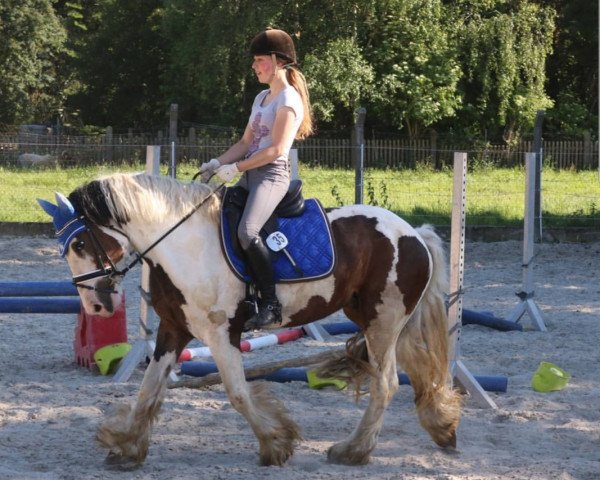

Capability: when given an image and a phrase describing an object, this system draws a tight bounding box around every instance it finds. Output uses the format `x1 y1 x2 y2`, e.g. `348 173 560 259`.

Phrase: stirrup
245 301 282 330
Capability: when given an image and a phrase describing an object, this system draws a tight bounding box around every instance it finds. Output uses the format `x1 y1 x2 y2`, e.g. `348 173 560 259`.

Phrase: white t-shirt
244 87 303 167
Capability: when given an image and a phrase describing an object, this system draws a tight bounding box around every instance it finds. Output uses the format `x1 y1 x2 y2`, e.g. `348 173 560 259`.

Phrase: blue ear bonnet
37 193 87 257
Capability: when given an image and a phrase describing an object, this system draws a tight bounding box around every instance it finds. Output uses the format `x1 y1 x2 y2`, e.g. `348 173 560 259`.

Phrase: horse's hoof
434 429 457 449
104 451 142 471
442 431 457 450
327 443 370 465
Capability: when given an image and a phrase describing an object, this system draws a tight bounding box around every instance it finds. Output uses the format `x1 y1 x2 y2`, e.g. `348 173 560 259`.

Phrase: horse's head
37 192 132 317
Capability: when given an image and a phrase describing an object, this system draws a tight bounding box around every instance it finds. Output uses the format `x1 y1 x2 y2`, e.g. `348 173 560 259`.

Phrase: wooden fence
0 130 597 170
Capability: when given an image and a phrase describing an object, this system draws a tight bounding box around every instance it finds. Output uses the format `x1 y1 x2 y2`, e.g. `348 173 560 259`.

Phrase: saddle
220 180 335 283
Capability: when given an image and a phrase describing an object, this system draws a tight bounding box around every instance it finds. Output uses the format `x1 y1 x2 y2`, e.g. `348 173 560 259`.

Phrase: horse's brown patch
91 226 125 263
228 301 255 351
146 261 193 361
395 236 430 314
289 215 394 331
69 227 126 312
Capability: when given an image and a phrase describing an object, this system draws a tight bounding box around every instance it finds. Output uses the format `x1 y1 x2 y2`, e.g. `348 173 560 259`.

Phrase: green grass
2 163 599 228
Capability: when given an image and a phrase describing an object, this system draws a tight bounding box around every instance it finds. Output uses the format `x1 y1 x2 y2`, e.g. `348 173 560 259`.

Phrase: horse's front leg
96 321 190 468
207 318 302 466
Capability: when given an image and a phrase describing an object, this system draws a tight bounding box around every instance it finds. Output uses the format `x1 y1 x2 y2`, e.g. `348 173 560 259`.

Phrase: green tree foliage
1 0 592 141
367 0 462 138
303 37 374 126
450 1 556 142
0 0 66 124
67 0 166 129
544 0 598 136
162 0 295 128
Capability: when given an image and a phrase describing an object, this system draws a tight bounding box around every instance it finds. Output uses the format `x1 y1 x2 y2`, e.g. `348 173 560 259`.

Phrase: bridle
71 181 226 293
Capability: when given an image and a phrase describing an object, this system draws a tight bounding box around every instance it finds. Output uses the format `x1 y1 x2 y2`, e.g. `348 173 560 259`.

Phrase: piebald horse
42 172 461 467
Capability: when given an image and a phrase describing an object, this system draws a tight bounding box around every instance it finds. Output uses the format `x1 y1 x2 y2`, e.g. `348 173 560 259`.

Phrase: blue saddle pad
220 198 335 283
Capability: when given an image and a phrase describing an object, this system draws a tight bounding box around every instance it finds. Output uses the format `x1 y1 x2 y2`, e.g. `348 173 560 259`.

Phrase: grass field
1 163 599 228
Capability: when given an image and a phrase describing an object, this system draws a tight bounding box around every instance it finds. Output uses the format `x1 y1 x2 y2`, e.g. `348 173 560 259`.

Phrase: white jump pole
113 146 179 383
447 152 497 409
506 153 547 331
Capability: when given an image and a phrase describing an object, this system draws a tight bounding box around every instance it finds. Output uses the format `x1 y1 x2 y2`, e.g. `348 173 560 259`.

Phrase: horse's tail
396 224 461 447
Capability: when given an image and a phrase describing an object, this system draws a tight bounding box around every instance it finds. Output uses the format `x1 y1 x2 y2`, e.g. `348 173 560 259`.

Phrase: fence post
354 107 366 204
105 126 113 164
430 129 438 168
583 130 592 169
532 110 544 242
169 104 178 177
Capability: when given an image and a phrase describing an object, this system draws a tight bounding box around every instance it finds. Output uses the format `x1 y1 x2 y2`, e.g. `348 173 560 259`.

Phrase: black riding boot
244 237 282 329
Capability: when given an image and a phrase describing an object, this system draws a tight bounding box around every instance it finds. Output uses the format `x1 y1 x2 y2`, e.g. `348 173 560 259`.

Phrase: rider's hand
199 158 220 175
215 163 240 183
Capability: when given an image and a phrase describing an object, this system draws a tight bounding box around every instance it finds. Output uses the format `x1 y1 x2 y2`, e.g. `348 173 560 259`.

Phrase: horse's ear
37 198 58 217
55 192 77 216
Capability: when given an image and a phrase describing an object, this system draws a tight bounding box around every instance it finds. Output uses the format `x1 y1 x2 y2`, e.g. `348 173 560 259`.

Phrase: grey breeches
236 165 290 250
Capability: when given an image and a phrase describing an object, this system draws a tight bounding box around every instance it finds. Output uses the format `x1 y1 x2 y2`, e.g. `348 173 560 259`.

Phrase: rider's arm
236 106 297 172
216 123 254 165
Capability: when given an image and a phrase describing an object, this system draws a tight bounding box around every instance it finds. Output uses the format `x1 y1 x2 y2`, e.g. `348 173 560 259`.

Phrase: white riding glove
199 158 220 178
215 163 240 183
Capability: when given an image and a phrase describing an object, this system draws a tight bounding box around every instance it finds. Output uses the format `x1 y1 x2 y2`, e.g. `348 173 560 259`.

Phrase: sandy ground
0 235 598 480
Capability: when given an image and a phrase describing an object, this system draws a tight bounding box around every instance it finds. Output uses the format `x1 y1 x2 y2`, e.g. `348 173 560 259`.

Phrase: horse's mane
69 173 221 227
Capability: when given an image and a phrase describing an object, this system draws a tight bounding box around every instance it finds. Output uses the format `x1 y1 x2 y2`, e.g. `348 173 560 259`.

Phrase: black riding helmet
249 28 297 65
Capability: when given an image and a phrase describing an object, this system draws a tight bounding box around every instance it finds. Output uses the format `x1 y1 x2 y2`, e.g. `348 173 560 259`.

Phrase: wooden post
354 108 366 204
430 129 438 169
169 104 178 177
532 110 545 242
583 130 592 169
169 104 178 143
105 126 113 164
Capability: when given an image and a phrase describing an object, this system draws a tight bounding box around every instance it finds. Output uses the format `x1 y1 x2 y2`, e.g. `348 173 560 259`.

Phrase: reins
73 179 226 291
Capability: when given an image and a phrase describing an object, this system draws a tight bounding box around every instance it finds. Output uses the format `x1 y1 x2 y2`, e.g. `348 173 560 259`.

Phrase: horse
39 172 461 468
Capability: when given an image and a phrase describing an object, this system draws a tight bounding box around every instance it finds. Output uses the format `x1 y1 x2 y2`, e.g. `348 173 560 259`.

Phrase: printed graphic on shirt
246 112 270 159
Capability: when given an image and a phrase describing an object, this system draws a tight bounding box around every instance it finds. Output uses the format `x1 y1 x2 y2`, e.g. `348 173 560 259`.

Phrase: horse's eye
73 240 86 252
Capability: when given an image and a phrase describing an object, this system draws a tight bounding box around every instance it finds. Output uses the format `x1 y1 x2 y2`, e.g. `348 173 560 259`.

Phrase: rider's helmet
249 28 297 65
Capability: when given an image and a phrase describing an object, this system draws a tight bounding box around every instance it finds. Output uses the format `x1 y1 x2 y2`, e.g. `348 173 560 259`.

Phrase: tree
366 0 462 138
303 37 374 128
0 0 66 124
544 0 598 137
449 1 556 142
162 0 292 129
68 0 166 129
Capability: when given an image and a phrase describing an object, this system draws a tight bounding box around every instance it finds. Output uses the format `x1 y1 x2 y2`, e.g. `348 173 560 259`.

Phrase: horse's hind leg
396 315 461 449
328 319 401 465
96 322 190 467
